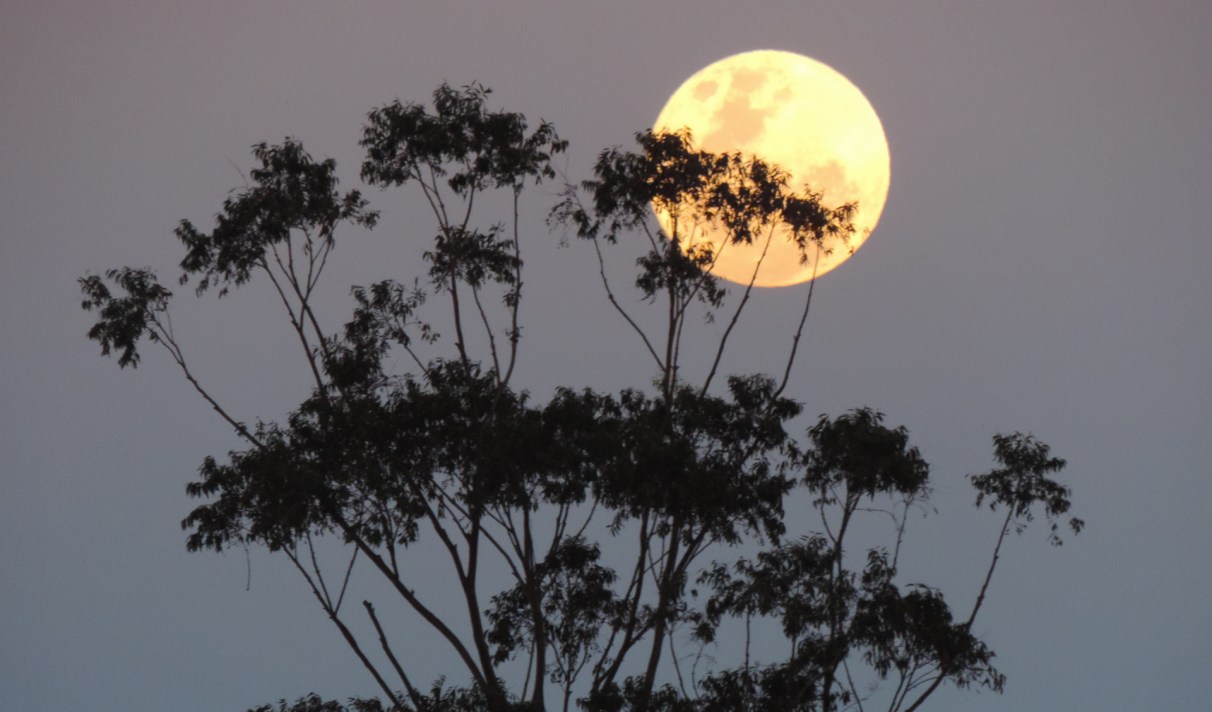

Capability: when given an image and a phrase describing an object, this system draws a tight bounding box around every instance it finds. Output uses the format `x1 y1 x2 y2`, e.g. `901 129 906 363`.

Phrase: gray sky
3 1 1210 709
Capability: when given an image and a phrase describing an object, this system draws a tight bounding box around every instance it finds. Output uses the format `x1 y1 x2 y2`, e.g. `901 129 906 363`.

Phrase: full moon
653 50 890 287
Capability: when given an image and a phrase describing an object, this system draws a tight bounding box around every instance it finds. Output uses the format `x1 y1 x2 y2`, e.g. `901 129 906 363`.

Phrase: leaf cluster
551 129 856 306
361 83 566 195
177 139 377 297
970 433 1085 545
79 267 171 368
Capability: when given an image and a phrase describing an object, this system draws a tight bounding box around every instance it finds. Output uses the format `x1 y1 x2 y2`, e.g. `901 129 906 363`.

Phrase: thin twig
364 600 426 709
283 546 404 710
775 242 821 398
701 223 775 393
591 232 663 368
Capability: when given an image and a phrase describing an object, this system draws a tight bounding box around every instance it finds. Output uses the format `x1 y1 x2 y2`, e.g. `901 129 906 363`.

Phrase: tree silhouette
80 83 1082 712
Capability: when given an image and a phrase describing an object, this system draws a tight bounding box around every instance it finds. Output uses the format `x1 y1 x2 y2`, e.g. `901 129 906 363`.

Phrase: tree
80 83 1082 712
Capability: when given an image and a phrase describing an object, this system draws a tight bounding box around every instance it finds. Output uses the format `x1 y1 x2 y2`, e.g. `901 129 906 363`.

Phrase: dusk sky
3 2 1211 709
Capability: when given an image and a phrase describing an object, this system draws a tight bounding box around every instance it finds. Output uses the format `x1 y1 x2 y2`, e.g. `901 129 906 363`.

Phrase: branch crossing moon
654 50 890 287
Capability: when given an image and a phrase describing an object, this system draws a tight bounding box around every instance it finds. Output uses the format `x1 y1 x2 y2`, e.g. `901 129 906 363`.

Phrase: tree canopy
81 83 1082 712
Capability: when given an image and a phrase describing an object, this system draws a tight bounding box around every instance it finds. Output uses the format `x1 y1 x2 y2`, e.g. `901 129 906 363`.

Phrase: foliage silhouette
81 83 1081 712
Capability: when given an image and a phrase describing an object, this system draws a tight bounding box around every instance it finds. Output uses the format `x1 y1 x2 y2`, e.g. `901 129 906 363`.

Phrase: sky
2 1 1211 709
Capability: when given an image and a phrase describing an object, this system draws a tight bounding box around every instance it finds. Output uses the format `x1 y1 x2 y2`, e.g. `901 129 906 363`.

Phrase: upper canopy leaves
551 129 857 303
360 83 567 195
176 139 377 297
970 433 1085 545
79 267 171 368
